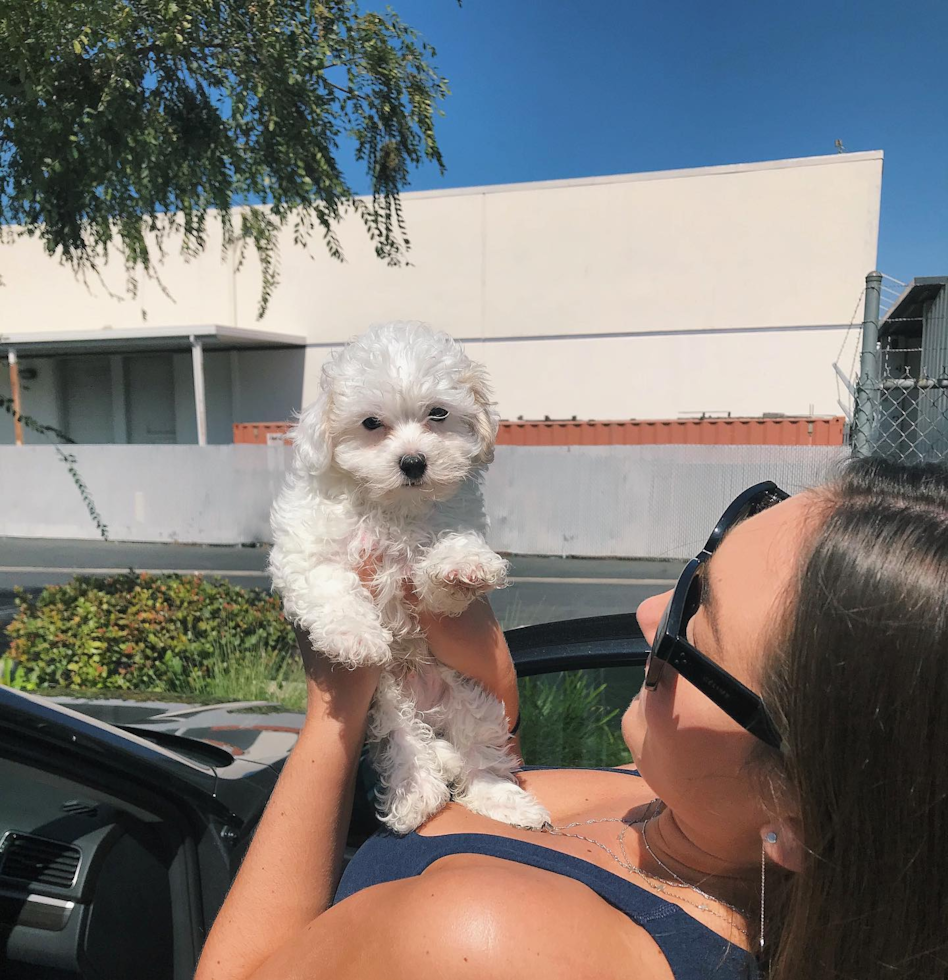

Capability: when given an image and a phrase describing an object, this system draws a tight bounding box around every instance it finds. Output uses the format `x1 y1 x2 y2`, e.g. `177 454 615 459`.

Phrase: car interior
0 755 202 980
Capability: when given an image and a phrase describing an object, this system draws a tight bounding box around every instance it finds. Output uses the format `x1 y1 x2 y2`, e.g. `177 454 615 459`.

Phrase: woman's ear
292 386 334 476
761 818 805 873
461 362 499 466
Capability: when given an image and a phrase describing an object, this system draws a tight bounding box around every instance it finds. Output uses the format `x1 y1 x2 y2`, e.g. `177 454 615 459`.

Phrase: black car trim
117 726 238 769
507 614 650 676
0 687 244 826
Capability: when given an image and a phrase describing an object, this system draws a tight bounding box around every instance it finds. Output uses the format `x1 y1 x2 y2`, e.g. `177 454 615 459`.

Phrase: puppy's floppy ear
291 385 334 475
460 362 500 466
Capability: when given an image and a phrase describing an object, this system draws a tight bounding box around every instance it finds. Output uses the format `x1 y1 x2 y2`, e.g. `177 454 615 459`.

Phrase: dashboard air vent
61 800 98 817
0 833 81 888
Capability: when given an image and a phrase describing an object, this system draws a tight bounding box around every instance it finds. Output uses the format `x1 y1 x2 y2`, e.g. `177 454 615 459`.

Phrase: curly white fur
269 321 549 833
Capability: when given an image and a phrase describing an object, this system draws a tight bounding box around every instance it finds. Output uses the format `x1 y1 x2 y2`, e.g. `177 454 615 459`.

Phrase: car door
0 687 262 980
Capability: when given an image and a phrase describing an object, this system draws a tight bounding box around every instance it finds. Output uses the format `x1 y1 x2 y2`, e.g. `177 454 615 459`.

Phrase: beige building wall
0 151 882 433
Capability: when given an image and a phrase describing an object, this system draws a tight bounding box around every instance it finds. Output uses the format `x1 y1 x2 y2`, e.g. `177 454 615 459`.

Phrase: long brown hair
761 456 948 979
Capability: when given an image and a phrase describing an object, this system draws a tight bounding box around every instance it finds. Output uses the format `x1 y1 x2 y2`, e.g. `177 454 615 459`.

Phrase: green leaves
4 573 296 693
0 0 451 316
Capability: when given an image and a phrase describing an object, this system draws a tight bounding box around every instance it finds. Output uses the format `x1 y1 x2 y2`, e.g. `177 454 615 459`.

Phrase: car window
517 665 642 768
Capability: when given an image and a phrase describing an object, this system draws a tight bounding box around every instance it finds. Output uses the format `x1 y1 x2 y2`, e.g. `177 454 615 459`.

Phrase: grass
518 670 633 768
12 686 225 705
3 635 308 711
7 593 634 769
183 634 308 712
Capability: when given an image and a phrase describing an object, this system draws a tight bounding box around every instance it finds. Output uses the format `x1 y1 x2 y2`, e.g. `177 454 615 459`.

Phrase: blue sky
362 0 947 285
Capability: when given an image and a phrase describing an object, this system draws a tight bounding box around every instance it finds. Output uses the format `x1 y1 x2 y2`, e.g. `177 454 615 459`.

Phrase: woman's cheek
621 696 644 757
621 677 676 765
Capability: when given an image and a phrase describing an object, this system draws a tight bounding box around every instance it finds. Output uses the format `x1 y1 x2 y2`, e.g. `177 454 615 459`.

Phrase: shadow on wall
0 357 64 446
229 347 307 437
173 347 308 444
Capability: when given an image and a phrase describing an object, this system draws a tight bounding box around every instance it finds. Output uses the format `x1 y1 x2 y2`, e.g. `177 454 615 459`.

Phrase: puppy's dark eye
428 407 449 422
362 417 384 431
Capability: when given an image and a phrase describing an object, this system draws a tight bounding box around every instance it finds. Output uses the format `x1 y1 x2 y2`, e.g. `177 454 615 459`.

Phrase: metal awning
2 325 306 448
0 324 306 357
881 277 948 340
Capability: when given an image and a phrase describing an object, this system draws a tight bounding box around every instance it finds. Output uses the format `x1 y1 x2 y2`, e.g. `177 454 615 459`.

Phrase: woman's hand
296 625 382 732
414 597 509 679
294 556 389 729
415 597 521 748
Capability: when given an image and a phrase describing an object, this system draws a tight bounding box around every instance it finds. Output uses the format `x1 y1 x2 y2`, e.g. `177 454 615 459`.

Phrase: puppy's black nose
399 454 427 480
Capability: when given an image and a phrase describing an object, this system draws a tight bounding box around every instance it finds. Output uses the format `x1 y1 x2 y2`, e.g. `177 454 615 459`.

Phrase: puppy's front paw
414 552 509 616
316 624 393 668
378 775 452 835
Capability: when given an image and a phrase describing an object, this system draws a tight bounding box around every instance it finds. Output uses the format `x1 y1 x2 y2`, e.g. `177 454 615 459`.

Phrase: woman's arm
196 596 520 980
416 598 522 756
193 633 381 980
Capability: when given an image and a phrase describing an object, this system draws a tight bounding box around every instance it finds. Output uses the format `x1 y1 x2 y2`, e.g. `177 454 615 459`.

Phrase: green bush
5 573 296 693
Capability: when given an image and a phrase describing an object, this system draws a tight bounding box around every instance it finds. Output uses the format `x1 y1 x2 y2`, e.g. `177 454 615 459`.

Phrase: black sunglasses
644 481 790 750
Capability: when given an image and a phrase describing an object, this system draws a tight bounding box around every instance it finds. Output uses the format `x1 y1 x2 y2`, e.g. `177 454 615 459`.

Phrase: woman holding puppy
195 456 948 980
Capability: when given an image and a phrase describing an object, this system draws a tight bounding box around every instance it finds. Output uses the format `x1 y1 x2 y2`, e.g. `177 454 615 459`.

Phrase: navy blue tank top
334 767 758 980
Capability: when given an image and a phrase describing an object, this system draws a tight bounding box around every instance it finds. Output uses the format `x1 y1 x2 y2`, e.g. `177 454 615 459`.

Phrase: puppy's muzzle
399 454 427 482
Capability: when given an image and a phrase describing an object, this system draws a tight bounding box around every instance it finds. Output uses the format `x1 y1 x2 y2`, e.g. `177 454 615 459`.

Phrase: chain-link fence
851 273 948 464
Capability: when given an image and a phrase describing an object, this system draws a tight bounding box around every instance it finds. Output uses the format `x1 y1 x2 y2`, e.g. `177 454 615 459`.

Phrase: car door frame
507 613 650 677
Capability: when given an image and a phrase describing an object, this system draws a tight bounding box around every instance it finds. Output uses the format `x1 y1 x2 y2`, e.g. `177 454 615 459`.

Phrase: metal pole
190 336 208 446
7 349 24 446
852 271 883 457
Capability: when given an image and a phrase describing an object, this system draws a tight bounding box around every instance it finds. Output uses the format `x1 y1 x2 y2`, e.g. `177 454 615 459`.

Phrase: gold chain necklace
537 799 750 938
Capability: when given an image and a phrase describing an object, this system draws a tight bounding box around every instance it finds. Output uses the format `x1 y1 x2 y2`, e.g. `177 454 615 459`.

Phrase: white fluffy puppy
269 321 549 834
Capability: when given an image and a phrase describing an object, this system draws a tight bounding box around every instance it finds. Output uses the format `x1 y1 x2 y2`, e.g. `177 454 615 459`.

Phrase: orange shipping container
497 416 845 447
234 416 845 448
233 422 293 446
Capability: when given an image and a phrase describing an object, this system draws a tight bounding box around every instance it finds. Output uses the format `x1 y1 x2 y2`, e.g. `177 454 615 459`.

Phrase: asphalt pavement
0 537 684 636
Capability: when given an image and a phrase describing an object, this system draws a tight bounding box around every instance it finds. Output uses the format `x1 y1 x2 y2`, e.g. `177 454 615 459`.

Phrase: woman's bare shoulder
318 857 674 980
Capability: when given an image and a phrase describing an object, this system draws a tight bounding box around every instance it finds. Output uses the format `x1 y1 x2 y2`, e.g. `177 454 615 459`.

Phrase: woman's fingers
415 599 520 736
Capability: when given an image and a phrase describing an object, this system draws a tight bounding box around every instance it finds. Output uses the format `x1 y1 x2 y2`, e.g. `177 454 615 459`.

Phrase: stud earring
764 831 778 844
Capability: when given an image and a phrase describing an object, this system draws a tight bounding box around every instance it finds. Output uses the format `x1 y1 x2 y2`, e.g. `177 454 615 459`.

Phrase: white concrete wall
0 151 882 433
486 444 847 558
0 445 290 544
0 444 847 557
